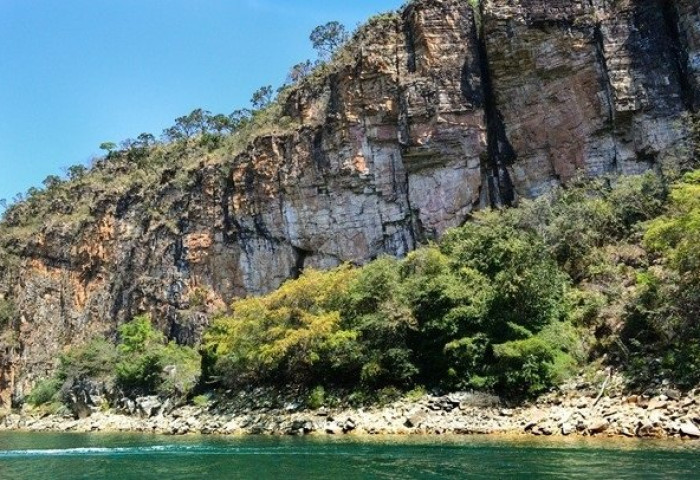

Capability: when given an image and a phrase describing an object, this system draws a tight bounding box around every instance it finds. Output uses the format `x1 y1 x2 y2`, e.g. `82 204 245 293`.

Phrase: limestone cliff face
482 0 694 197
0 0 698 406
674 0 700 110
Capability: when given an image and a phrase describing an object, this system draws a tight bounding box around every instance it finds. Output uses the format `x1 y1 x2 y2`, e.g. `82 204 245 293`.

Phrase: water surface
0 432 697 479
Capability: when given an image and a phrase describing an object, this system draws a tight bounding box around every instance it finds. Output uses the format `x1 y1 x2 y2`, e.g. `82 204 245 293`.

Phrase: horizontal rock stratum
0 0 698 406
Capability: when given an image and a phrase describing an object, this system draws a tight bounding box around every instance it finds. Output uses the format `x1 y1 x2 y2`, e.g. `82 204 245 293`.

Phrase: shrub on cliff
505 173 668 281
26 378 63 406
620 171 700 387
115 316 201 398
24 339 119 407
404 214 572 396
0 298 14 328
58 338 119 383
26 317 201 406
202 266 361 387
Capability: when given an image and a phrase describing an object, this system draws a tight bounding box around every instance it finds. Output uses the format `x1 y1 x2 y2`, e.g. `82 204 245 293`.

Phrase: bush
491 337 557 396
619 171 700 387
118 315 163 354
115 316 201 397
26 378 62 406
116 351 164 395
0 298 14 328
404 386 427 402
192 394 210 408
156 343 201 397
608 173 668 234
306 386 326 409
58 338 119 383
440 211 568 334
344 257 418 388
203 266 360 387
417 212 571 395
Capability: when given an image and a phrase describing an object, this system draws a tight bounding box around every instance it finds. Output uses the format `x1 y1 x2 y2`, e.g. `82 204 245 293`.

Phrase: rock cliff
0 0 698 406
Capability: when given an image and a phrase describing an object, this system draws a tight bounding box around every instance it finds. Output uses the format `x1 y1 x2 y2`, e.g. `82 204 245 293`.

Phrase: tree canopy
310 21 349 60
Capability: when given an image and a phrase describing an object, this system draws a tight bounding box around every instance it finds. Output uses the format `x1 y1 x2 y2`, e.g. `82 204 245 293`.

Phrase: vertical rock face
673 0 700 110
213 0 488 299
482 0 690 198
0 0 698 405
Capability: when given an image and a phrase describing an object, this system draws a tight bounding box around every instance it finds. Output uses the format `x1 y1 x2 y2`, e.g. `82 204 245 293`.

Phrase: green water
0 433 698 479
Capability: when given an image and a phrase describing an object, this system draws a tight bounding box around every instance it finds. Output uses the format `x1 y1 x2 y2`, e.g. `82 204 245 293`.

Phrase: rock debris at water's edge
3 386 700 440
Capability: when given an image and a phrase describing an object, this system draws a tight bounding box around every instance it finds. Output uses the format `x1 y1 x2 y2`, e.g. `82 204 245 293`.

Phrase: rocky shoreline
3 379 700 440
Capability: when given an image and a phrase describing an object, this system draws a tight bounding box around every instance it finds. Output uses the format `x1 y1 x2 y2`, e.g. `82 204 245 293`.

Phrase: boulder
587 419 609 434
404 412 426 428
665 389 682 401
636 421 663 438
647 398 668 411
680 421 700 438
325 423 340 435
342 418 356 433
534 423 554 436
62 378 111 419
135 396 162 418
561 423 575 436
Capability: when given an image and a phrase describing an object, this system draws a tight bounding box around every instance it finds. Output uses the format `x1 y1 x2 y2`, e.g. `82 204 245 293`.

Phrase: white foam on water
0 444 360 459
0 445 200 458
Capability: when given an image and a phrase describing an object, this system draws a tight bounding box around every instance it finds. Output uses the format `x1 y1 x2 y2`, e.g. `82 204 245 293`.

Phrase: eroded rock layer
482 0 691 197
0 0 698 406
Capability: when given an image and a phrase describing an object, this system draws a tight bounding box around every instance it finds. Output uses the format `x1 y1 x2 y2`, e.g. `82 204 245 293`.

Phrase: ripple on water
0 433 698 480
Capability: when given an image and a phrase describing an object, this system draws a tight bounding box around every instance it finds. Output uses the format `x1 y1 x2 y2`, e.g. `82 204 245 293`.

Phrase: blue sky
0 0 404 207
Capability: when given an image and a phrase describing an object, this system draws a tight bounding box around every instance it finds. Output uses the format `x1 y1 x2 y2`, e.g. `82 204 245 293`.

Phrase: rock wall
673 0 700 110
0 0 698 406
482 0 691 197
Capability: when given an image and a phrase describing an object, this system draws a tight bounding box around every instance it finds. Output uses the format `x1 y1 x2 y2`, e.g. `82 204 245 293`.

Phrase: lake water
0 432 698 479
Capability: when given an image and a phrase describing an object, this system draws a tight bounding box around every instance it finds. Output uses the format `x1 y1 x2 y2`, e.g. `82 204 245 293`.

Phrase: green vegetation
26 316 200 406
0 298 14 328
202 207 574 398
202 266 359 388
310 21 349 60
199 171 700 399
20 169 700 406
26 378 63 406
619 171 700 387
114 316 201 398
306 386 327 409
192 394 210 408
59 338 120 384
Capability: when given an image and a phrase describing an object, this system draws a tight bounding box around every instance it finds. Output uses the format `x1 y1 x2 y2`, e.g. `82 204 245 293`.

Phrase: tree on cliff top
310 21 349 60
287 60 314 85
250 85 273 110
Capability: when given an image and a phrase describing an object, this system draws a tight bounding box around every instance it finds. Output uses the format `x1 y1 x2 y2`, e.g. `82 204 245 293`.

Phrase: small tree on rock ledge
310 21 349 61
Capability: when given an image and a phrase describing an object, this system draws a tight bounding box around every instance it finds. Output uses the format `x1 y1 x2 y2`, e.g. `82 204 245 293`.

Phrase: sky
0 0 404 208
